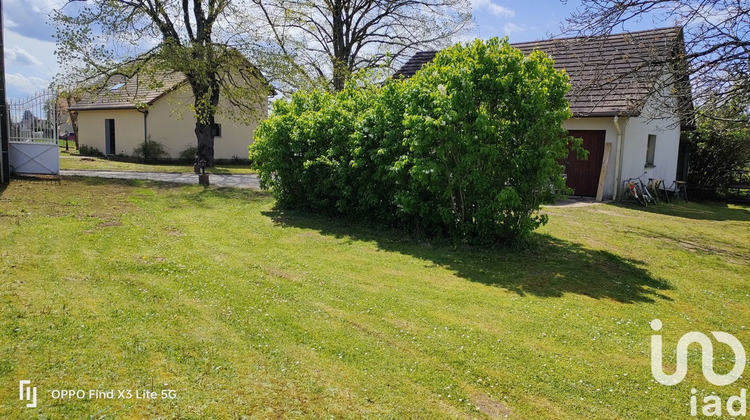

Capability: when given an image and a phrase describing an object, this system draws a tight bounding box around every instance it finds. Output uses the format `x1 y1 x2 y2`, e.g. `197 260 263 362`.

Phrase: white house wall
77 109 143 156
148 86 266 160
618 88 682 194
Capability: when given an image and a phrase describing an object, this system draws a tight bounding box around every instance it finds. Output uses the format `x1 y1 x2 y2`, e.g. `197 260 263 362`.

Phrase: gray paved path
61 170 261 190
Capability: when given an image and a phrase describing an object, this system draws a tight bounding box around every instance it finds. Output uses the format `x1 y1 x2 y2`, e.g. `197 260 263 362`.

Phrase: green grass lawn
1 177 749 418
57 140 77 150
59 155 256 174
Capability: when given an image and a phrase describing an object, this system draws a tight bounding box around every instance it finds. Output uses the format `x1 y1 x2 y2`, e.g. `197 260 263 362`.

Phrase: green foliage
179 146 199 162
78 144 104 157
686 100 750 194
132 139 168 161
397 39 576 242
251 38 575 244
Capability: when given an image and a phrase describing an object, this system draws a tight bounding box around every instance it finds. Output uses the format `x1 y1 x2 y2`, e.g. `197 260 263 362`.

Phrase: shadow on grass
613 201 750 222
179 186 272 206
2 174 62 195
64 175 188 189
263 210 673 304
66 175 272 200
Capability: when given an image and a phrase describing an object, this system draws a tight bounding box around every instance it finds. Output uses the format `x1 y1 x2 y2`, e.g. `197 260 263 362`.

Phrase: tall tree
563 0 749 123
54 0 269 164
251 0 473 92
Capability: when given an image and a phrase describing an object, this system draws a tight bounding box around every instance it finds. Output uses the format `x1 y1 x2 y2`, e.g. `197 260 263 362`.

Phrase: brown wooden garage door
565 130 606 197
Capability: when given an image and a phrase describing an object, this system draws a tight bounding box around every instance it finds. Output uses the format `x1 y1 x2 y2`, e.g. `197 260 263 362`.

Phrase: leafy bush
78 144 104 157
396 39 575 241
251 38 577 244
251 78 405 221
179 145 199 162
132 138 168 161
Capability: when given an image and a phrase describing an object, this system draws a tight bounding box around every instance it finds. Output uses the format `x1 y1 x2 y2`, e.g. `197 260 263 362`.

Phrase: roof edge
510 26 682 48
69 104 138 111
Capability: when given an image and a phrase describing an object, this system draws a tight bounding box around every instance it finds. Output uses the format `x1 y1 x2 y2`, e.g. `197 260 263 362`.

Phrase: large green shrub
397 38 574 241
251 38 577 244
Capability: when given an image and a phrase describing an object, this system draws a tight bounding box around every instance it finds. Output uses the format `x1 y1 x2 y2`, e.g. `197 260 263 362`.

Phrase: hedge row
250 38 582 244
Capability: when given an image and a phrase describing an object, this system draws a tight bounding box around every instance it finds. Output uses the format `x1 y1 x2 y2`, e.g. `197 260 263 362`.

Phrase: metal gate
7 89 59 175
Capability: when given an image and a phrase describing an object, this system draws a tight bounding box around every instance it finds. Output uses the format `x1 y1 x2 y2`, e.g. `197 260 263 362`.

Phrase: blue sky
2 0 669 98
468 0 664 42
470 0 579 42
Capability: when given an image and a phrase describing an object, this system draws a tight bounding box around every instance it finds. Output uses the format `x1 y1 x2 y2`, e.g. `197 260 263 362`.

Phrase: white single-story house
70 70 270 160
394 27 693 201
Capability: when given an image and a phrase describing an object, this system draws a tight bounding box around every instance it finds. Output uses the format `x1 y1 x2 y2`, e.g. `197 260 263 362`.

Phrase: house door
565 130 606 197
105 119 116 155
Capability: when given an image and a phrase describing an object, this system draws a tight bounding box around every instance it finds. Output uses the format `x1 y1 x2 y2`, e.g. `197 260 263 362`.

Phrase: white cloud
2 29 57 98
6 46 43 66
472 0 515 18
503 22 526 35
2 0 64 41
487 4 515 18
3 29 58 72
6 73 51 97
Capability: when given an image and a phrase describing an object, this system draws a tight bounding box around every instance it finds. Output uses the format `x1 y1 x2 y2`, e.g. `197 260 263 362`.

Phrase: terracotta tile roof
393 27 686 117
70 72 187 111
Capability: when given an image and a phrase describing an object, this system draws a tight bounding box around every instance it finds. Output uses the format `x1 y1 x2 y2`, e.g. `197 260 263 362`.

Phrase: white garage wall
562 80 682 201
618 88 682 194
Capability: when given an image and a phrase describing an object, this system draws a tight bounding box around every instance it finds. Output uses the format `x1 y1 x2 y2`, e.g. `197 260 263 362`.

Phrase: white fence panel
9 142 60 175
7 88 59 175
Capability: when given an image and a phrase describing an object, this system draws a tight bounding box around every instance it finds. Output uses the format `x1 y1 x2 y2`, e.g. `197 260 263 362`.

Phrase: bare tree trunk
331 0 347 91
332 60 347 91
195 121 215 166
64 97 80 148
189 72 221 165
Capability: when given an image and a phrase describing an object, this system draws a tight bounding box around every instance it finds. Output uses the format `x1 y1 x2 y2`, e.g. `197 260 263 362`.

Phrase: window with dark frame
212 123 222 137
646 134 656 167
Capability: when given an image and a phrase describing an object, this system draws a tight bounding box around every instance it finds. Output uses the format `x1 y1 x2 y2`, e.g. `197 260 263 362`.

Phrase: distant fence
7 89 59 175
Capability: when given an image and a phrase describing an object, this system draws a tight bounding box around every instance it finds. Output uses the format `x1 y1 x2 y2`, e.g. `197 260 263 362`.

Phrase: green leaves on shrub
132 138 168 161
78 144 104 157
251 38 575 244
179 145 199 162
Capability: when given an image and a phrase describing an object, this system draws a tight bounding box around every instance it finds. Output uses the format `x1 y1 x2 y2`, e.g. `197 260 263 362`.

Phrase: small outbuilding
71 71 269 161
